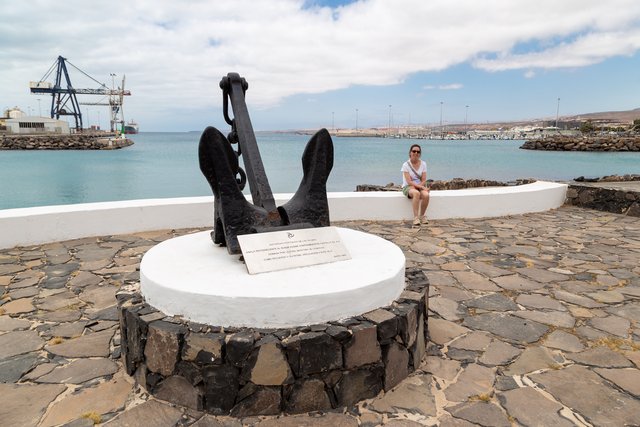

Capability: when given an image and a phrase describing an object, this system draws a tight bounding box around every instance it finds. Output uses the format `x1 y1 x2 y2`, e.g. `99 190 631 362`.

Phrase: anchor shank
226 73 276 213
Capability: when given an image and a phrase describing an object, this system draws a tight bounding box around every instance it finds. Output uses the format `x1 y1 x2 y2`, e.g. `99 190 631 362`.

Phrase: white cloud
2 0 640 128
474 29 640 71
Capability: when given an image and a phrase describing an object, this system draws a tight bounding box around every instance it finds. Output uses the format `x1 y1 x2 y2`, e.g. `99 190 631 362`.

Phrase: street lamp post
465 105 469 135
439 101 444 139
37 98 42 117
555 97 560 129
355 109 359 131
388 104 392 137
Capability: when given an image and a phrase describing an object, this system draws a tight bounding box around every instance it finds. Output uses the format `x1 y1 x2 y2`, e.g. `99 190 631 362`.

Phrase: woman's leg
408 188 420 217
419 190 430 217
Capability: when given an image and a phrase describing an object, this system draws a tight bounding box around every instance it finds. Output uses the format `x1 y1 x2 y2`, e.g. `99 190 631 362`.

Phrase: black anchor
198 73 334 254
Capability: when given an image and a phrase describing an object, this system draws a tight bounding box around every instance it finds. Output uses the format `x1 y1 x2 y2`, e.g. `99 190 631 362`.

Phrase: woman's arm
404 171 426 190
403 171 415 188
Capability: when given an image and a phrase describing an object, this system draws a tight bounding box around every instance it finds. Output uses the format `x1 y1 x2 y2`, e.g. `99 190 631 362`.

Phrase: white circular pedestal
140 227 406 328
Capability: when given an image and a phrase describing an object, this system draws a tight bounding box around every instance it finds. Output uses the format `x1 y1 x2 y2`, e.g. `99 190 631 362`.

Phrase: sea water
0 131 638 210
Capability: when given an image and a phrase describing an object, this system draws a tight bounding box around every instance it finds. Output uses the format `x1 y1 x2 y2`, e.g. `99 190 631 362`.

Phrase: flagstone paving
0 205 639 426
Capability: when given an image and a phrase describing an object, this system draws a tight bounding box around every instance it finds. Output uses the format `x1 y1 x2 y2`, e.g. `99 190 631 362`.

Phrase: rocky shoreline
574 174 640 183
0 134 133 150
520 135 640 151
356 178 536 192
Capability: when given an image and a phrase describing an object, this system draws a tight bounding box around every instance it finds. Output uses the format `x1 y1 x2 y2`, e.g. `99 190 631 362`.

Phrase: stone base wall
0 134 133 150
356 178 536 192
117 268 429 416
521 135 640 151
566 185 640 217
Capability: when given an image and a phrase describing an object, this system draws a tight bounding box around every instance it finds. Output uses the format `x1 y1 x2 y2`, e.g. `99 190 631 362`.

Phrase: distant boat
124 120 139 134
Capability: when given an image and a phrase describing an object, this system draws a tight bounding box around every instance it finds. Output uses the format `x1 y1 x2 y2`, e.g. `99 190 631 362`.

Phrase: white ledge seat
0 181 567 249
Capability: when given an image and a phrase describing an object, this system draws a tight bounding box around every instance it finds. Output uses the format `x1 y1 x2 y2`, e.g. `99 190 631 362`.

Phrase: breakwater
521 135 640 151
0 133 133 150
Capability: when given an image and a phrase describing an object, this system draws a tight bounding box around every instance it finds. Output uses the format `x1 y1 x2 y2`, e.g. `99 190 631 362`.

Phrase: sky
2 0 640 132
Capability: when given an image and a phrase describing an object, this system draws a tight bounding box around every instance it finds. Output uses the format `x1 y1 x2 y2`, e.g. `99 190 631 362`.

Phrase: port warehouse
0 116 70 135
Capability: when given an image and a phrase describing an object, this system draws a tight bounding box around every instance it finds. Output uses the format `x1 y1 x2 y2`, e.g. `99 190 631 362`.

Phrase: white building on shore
3 116 70 135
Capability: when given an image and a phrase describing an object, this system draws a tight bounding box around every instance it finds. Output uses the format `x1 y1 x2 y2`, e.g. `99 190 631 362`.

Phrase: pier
0 133 133 150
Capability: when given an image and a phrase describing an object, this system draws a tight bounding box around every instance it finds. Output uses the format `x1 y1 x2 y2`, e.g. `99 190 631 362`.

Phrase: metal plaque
238 227 351 274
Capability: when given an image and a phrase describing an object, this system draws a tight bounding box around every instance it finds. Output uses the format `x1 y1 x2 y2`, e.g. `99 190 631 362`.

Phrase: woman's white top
401 160 426 187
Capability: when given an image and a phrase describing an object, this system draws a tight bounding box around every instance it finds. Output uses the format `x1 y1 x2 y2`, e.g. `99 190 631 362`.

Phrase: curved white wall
0 181 566 249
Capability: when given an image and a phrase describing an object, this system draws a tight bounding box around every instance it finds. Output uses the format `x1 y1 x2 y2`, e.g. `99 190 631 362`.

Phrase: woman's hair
409 144 422 155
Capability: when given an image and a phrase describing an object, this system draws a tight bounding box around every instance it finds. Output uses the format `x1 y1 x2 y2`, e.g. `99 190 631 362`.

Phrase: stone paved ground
0 205 639 426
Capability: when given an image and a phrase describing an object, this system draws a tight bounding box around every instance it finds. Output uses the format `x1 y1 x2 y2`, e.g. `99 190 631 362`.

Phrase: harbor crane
29 56 131 132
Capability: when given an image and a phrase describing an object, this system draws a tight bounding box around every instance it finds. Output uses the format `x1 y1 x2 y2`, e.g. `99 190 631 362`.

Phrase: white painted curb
0 181 567 249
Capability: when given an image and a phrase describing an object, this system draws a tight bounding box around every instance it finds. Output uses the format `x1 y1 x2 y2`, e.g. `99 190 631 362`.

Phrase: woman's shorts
402 185 411 198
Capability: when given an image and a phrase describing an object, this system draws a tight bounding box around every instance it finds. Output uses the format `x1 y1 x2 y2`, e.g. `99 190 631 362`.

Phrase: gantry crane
29 56 131 132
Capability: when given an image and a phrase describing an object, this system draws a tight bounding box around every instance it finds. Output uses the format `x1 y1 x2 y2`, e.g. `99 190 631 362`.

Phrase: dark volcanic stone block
155 375 202 410
242 335 293 386
383 342 409 391
285 378 333 413
231 386 281 417
326 325 351 342
123 306 149 375
285 332 342 376
628 201 640 216
334 366 383 406
343 323 381 368
363 308 398 342
225 330 255 367
134 363 147 389
136 303 158 316
118 304 130 372
203 364 239 414
396 304 418 347
146 372 163 389
399 289 424 306
144 320 186 377
411 313 426 370
182 332 224 364
177 361 204 386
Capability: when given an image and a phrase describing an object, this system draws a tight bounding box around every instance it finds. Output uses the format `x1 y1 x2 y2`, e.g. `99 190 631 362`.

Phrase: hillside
461 107 640 131
565 108 640 122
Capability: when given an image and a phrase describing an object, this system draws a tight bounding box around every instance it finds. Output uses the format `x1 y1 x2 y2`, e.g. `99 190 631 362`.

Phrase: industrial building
3 116 70 135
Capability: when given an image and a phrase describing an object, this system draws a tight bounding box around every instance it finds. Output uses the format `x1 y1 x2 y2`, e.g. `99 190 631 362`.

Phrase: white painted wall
0 181 567 249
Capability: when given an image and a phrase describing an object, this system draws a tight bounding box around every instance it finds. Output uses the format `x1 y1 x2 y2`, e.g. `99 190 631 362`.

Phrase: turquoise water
0 131 638 210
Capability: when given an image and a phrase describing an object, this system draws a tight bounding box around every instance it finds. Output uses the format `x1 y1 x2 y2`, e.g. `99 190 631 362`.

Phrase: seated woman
401 144 430 226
